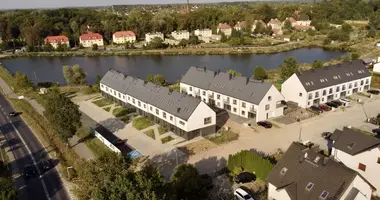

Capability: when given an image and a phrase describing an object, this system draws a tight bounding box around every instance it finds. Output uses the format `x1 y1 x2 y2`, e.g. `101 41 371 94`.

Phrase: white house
234 21 247 31
145 32 164 43
295 20 312 26
267 18 282 30
267 142 376 200
281 60 372 108
251 20 266 33
44 35 70 49
194 29 212 37
373 57 380 73
217 23 232 36
171 30 190 41
330 127 380 196
79 33 104 48
113 31 136 44
180 67 285 122
100 70 216 140
283 17 297 27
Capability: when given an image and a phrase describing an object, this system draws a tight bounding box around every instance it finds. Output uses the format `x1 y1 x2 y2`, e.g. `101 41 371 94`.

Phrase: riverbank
0 41 352 59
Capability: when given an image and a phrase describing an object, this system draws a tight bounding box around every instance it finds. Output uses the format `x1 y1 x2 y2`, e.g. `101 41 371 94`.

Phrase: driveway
188 98 380 174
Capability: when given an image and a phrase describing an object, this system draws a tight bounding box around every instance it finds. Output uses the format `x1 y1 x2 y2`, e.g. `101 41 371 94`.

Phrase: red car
319 104 331 111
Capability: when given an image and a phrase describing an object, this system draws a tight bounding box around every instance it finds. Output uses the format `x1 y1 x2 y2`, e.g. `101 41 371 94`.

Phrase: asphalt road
0 93 70 200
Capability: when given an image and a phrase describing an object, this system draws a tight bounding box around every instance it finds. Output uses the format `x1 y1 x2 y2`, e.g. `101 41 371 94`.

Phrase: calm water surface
1 48 347 84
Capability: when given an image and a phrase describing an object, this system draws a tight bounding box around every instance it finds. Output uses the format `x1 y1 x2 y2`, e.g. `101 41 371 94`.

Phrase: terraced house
281 60 371 108
100 70 216 140
180 67 285 122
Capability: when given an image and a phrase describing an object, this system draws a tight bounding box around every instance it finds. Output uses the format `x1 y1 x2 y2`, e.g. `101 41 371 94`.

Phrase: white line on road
9 121 51 200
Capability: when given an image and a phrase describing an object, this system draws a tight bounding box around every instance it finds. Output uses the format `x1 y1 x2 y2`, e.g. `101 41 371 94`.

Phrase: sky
2 0 270 10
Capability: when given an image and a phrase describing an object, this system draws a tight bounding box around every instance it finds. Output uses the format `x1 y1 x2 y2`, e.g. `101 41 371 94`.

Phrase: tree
92 44 98 51
369 10 380 30
220 32 227 43
178 39 189 47
342 23 353 33
188 35 200 45
351 52 360 60
63 65 87 85
147 37 167 49
169 164 208 200
283 19 293 32
43 88 81 142
253 66 268 80
226 69 241 77
145 74 167 86
0 178 17 200
14 72 32 90
93 74 101 92
279 57 299 80
312 60 324 69
367 26 377 38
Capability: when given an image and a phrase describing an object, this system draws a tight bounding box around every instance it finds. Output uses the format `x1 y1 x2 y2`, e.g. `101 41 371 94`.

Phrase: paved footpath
188 98 380 174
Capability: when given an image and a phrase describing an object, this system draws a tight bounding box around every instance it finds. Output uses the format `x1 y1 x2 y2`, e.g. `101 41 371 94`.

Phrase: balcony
208 93 214 99
249 107 257 113
194 90 200 95
276 101 287 108
223 99 230 105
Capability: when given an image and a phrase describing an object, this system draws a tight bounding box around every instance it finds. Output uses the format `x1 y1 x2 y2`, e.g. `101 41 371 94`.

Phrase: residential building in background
283 17 297 27
267 142 375 200
372 57 380 73
79 33 104 47
217 23 232 36
112 31 136 44
180 67 285 122
44 35 70 49
234 21 247 31
281 60 371 108
251 20 266 33
294 25 315 31
295 20 312 26
100 70 216 140
267 18 282 30
171 30 190 40
145 32 164 43
194 29 212 37
330 127 380 195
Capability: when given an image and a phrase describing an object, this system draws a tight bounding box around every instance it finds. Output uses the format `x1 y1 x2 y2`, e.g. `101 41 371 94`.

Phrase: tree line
0 0 380 50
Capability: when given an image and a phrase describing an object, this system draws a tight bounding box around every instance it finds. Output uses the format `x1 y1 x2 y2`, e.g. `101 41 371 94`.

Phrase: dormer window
305 182 314 191
314 156 321 163
348 142 355 149
280 167 288 175
320 191 329 199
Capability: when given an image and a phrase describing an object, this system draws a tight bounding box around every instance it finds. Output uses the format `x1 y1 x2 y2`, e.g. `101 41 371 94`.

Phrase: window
106 87 108 92
242 102 246 108
143 104 146 108
122 95 125 100
305 182 314 191
299 93 302 97
308 101 310 105
118 93 121 98
366 78 369 84
233 99 237 105
179 121 185 125
233 108 237 112
280 167 288 175
128 96 130 100
358 163 366 171
268 96 272 101
217 102 220 107
308 93 312 100
323 90 326 96
360 80 364 86
320 191 329 199
203 98 206 102
101 84 104 88
138 101 141 107
170 116 173 121
113 90 116 95
189 87 192 91
354 82 358 87
204 117 211 125
265 104 270 111
342 85 346 90
315 92 319 98
163 112 166 119
336 86 340 92
202 91 206 96
217 94 220 100
329 88 333 94
156 108 159 115
241 111 245 115
150 106 152 111
377 157 380 164
349 83 352 89
132 98 135 104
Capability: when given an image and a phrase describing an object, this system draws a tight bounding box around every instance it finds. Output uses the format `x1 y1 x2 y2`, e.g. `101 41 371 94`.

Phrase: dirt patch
178 139 217 156
233 179 268 200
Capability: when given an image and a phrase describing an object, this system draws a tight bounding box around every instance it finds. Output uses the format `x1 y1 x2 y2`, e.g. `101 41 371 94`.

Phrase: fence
90 128 121 153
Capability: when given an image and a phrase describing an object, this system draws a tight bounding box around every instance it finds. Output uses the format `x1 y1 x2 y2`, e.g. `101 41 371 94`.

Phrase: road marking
9 121 51 200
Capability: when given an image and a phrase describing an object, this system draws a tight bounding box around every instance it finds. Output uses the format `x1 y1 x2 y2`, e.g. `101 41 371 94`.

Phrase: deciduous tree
14 72 32 90
279 57 299 80
253 66 268 80
226 69 241 77
63 64 87 85
312 60 324 69
145 74 167 86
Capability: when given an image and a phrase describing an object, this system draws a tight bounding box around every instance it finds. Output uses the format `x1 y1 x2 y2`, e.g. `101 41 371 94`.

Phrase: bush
120 115 131 123
76 126 111 157
132 117 154 130
143 129 155 139
158 126 166 135
103 106 111 112
227 150 275 180
92 98 113 107
112 107 135 117
207 129 239 145
161 136 174 144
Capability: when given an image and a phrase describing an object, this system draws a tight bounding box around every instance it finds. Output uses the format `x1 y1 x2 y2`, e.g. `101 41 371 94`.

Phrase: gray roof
361 58 373 64
100 70 202 120
330 127 380 156
181 66 273 105
267 142 360 200
296 60 371 92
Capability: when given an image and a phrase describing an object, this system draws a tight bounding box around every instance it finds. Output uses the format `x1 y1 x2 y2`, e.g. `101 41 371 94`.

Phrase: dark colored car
310 105 323 113
23 164 38 179
326 102 339 108
38 159 53 173
9 112 17 117
367 89 380 95
331 100 343 106
200 174 213 190
372 128 380 135
319 104 332 111
234 172 256 184
112 139 125 146
257 121 272 128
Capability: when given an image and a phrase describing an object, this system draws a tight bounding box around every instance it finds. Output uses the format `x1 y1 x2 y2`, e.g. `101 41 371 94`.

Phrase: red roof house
80 33 103 41
218 23 231 30
113 31 136 38
44 35 69 44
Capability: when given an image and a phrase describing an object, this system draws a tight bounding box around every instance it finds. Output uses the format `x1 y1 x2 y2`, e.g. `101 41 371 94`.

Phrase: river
1 48 347 84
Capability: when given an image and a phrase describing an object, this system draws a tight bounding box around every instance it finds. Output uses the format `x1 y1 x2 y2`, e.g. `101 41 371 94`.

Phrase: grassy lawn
143 129 155 139
120 115 131 123
76 126 111 157
103 106 111 112
92 98 113 107
158 126 166 135
132 117 154 130
207 129 239 145
161 136 174 144
371 73 380 89
112 107 135 117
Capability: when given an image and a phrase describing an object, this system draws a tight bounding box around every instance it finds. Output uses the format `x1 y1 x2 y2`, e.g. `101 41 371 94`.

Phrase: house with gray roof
281 60 371 108
330 127 380 196
267 142 375 200
100 70 216 140
180 67 285 122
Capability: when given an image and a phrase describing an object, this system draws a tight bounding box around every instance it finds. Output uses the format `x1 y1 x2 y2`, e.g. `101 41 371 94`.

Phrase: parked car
319 104 331 111
200 174 213 190
339 98 350 106
326 102 339 108
257 121 272 128
310 105 323 114
372 128 380 135
9 111 17 117
367 89 380 95
234 188 254 200
331 100 343 106
38 159 53 173
234 172 256 184
23 164 38 179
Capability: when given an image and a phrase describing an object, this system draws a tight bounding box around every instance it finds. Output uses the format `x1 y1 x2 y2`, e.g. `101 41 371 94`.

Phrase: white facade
50 41 70 49
217 24 232 36
281 74 371 108
194 29 212 37
180 83 284 122
100 83 216 133
374 63 380 73
171 31 190 40
251 20 266 33
295 20 312 26
268 183 291 200
79 38 104 48
112 34 136 44
332 147 380 196
145 32 164 43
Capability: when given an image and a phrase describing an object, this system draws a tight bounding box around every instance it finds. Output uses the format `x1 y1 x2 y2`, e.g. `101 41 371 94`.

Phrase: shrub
112 107 135 117
92 98 113 107
132 117 154 130
161 136 174 144
143 129 155 139
207 129 239 145
103 106 111 112
158 126 166 135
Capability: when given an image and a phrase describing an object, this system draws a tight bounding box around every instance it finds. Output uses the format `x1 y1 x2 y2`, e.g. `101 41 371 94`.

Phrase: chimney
323 157 329 165
177 107 181 112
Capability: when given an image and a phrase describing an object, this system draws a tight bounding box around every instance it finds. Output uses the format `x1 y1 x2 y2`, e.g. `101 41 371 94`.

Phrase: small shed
373 57 380 73
39 88 48 94
283 38 290 42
